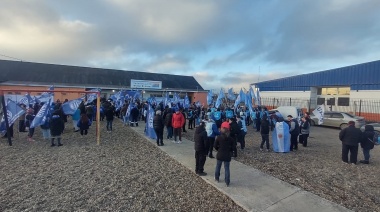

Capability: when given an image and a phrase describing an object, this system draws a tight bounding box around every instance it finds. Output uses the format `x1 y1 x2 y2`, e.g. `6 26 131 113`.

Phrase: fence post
272 98 275 109
359 99 362 117
290 98 292 106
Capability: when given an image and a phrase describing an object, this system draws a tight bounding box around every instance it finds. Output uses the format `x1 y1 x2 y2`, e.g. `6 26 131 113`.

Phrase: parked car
276 106 303 119
360 123 380 133
310 111 366 130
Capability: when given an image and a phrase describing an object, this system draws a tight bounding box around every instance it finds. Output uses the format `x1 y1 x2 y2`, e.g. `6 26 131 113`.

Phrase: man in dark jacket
50 110 65 147
105 105 115 132
130 105 139 127
339 121 362 164
229 117 240 158
287 115 299 151
214 121 234 186
260 115 270 151
153 110 165 146
194 121 208 176
360 125 376 164
164 109 173 140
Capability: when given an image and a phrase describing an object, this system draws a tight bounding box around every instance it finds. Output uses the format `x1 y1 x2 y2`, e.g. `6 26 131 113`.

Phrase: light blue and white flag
1 99 26 127
30 98 52 128
207 90 213 105
272 121 290 153
183 94 190 109
239 89 246 103
312 105 325 125
227 88 235 101
195 101 201 108
145 104 157 139
62 97 85 115
249 86 256 102
86 88 100 104
234 93 241 109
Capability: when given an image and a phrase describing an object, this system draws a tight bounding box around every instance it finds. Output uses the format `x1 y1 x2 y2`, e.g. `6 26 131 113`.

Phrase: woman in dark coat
360 125 376 164
214 122 234 187
50 110 65 147
77 114 91 135
194 121 208 175
153 110 165 146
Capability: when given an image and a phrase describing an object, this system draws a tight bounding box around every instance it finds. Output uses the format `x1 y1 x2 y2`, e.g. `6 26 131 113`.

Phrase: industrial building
251 60 380 121
0 59 207 104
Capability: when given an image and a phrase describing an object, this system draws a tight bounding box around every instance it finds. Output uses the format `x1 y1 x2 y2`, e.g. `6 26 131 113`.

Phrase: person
50 109 65 147
40 116 51 140
260 115 270 151
172 108 185 143
181 108 187 133
229 117 240 157
339 121 362 164
153 110 165 146
72 108 81 132
237 113 247 150
130 105 139 127
78 114 91 136
272 113 291 153
255 108 261 132
299 117 310 147
18 104 27 132
105 105 115 132
287 115 299 151
86 104 94 121
214 121 234 187
187 109 194 130
26 106 35 142
120 103 128 125
194 120 208 176
360 125 375 164
164 108 173 140
205 115 220 158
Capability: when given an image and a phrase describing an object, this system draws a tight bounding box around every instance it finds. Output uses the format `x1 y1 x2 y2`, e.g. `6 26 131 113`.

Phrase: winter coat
153 114 165 130
194 125 208 152
77 119 91 130
339 125 362 146
105 107 115 121
50 115 64 136
229 121 240 138
300 120 310 135
205 120 220 138
361 125 375 149
214 133 234 162
131 107 139 119
289 119 300 135
172 112 185 128
165 112 173 127
260 119 270 135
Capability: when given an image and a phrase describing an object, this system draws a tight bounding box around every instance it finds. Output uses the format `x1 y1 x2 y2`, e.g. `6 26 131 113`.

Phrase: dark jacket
194 124 208 152
361 125 375 149
165 112 173 127
229 121 240 138
214 133 234 162
260 119 270 135
50 115 64 136
339 125 362 146
131 107 139 119
153 114 165 130
105 107 115 121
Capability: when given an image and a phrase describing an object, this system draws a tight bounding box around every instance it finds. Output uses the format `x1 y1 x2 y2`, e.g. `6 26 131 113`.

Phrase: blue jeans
123 116 129 125
363 148 371 161
107 120 113 131
166 126 173 139
215 160 230 185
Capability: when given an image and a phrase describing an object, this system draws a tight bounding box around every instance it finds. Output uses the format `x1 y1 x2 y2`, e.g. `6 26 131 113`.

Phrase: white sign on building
130 79 162 89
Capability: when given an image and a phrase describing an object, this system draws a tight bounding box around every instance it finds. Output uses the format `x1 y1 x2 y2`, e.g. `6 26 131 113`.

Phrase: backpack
369 131 380 145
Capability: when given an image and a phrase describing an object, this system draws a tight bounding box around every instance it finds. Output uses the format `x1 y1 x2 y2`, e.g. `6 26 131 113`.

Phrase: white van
276 106 303 119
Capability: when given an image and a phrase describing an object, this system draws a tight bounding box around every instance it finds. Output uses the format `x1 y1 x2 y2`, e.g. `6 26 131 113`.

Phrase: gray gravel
0 119 245 212
183 124 380 212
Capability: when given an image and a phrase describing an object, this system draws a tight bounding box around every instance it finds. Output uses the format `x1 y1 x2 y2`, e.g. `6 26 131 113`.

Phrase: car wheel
340 123 348 130
310 120 316 126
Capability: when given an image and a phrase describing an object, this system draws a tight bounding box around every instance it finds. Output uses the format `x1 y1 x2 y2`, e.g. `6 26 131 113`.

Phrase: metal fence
260 97 380 122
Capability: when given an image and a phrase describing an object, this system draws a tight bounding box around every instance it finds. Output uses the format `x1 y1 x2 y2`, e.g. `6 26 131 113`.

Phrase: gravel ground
0 119 245 212
182 123 380 212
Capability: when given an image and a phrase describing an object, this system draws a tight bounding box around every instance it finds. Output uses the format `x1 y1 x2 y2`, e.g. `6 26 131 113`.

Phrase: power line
0 53 24 62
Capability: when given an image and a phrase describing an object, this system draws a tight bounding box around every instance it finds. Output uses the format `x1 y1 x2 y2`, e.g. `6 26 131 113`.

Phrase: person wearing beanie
228 117 240 157
339 121 362 164
153 110 165 146
49 109 65 147
214 121 234 187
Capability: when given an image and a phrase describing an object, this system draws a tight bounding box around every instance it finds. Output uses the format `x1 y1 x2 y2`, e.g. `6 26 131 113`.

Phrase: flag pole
96 91 101 145
1 93 12 146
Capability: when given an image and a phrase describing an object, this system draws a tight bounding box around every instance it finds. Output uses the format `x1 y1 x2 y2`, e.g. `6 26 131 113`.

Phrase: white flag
312 105 325 125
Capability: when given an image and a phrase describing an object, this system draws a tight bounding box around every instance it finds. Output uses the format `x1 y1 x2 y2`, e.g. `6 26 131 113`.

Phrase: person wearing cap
214 121 234 187
194 120 208 176
205 114 220 158
287 115 300 151
172 108 185 143
153 110 165 146
339 120 362 164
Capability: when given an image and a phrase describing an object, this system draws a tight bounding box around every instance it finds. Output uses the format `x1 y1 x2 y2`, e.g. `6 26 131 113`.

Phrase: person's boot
136 122 138 127
360 160 369 164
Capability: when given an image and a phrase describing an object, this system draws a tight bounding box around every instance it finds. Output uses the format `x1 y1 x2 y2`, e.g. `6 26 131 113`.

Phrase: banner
145 104 157 139
207 90 213 105
272 121 290 153
227 88 235 100
62 97 85 115
30 98 52 128
312 105 325 125
1 99 26 127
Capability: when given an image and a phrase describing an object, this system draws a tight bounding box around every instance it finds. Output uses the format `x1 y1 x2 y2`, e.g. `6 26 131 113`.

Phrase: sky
1 0 380 92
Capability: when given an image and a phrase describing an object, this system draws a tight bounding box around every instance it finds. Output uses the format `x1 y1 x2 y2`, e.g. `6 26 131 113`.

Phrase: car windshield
343 113 355 118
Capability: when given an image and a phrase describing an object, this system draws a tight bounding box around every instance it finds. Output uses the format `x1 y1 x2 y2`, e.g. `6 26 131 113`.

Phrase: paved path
131 123 351 212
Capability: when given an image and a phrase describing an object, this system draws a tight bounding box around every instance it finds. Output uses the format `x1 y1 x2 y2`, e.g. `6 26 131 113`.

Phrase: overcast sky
1 0 380 91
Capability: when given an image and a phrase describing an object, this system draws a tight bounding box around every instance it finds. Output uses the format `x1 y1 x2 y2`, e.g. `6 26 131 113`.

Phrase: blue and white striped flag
272 121 290 153
256 88 261 106
184 94 190 109
30 98 52 128
1 99 26 126
62 97 85 115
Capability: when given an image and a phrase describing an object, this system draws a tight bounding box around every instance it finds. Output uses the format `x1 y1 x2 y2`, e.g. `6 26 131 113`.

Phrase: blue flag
173 93 180 104
62 97 85 115
227 88 235 100
184 94 190 109
195 101 201 108
1 99 26 126
207 90 213 105
30 98 52 128
86 88 100 104
234 93 241 109
239 89 246 103
145 104 157 139
250 86 256 102
256 88 261 106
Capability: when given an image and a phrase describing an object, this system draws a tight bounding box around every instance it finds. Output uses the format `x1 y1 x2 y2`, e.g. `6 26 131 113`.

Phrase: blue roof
253 60 380 91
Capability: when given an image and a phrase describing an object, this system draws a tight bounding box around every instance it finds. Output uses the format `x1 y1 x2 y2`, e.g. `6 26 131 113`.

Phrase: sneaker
214 177 219 182
197 172 207 176
58 143 63 147
360 160 369 164
51 144 56 147
176 141 182 144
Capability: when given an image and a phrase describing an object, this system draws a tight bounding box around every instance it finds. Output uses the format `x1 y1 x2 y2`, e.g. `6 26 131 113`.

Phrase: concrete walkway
131 123 351 212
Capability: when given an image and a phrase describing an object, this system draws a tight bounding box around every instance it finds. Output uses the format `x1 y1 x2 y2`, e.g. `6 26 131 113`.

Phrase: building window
326 98 335 106
319 87 350 95
338 97 350 106
317 98 325 105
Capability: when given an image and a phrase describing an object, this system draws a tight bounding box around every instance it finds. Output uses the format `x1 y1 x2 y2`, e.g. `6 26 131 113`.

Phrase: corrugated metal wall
254 60 380 91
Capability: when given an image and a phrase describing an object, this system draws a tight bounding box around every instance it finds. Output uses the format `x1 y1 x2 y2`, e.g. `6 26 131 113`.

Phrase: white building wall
260 91 311 98
350 90 380 99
